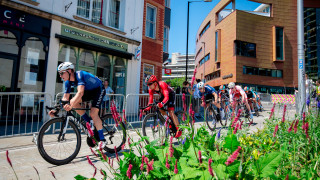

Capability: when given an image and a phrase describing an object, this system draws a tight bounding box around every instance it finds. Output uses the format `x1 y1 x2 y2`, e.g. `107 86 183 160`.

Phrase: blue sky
168 0 263 57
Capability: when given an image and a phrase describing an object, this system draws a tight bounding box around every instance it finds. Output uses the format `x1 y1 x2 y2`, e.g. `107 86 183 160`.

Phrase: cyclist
244 86 258 113
250 88 263 111
198 82 224 120
48 62 107 148
228 82 253 119
143 75 182 138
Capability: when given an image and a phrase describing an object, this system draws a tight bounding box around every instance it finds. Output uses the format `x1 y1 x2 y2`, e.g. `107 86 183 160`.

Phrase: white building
162 53 195 82
0 0 144 99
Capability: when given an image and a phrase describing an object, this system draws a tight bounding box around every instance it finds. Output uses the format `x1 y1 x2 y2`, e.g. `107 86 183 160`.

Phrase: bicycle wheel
142 113 167 145
253 102 259 116
100 114 126 153
220 103 231 126
205 106 218 131
176 111 193 132
37 117 81 165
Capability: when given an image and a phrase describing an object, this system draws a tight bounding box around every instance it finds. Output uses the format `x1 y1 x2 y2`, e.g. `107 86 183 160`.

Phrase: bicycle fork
58 116 72 142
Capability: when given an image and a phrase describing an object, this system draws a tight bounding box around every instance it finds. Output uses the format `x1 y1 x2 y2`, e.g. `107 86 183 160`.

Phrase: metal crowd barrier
0 92 52 138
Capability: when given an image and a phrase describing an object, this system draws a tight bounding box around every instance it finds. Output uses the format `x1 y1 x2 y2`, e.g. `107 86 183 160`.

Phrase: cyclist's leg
90 87 106 145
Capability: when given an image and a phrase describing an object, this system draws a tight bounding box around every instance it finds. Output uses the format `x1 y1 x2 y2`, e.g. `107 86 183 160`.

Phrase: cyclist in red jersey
228 82 253 119
143 75 182 138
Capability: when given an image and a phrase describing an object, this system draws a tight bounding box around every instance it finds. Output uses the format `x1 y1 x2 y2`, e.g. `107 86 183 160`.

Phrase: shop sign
164 69 171 76
222 73 233 79
61 25 128 52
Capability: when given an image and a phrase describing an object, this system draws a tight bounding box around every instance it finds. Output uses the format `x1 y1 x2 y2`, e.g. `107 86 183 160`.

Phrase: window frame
163 26 169 53
234 40 257 58
145 4 157 39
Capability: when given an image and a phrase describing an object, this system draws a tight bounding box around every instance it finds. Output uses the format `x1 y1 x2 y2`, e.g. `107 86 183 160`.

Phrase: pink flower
183 113 186 121
269 103 276 119
140 155 145 171
239 121 244 130
198 150 202 164
273 124 279 138
86 122 94 137
233 125 238 134
288 120 295 133
92 167 97 178
114 146 119 161
86 155 96 168
147 159 154 173
128 137 131 147
139 109 143 121
201 95 206 107
294 119 299 134
225 146 241 166
6 150 12 167
127 164 133 179
100 169 106 176
165 153 170 169
50 171 57 180
121 143 125 150
123 109 127 124
90 147 98 157
302 112 306 123
174 159 178 174
282 104 287 123
305 122 309 139
208 158 214 177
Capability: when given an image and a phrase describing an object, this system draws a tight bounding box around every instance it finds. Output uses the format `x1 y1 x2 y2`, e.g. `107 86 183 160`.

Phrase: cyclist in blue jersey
250 88 263 111
48 62 107 149
197 82 224 120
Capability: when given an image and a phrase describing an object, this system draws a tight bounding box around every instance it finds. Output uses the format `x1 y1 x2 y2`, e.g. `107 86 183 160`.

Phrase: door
0 54 18 92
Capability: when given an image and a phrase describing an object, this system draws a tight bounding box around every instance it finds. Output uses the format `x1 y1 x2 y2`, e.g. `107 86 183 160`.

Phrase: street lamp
185 0 212 81
201 41 205 82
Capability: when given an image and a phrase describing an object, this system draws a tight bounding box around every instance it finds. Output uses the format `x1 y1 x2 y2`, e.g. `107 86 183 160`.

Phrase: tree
166 77 185 88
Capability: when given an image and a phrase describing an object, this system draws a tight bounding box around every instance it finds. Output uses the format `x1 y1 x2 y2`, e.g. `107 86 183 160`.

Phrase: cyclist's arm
148 89 154 104
213 92 218 103
229 89 233 102
70 85 85 108
62 93 70 101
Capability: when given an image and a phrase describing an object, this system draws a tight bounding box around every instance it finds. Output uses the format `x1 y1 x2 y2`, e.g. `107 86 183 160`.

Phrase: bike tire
142 113 167 145
220 103 230 126
253 102 259 117
205 106 218 131
37 117 81 166
100 114 126 153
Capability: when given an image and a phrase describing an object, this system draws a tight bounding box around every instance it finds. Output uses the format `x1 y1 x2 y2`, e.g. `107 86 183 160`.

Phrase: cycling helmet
197 82 204 89
219 85 225 90
57 62 74 72
145 75 158 84
228 82 235 89
244 86 249 91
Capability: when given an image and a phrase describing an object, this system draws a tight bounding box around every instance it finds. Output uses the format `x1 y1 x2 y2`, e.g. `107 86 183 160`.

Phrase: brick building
195 0 299 94
140 0 171 93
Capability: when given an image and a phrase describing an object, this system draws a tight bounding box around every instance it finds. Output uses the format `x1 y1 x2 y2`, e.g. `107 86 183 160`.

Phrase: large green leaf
223 134 240 153
172 174 185 180
184 168 203 179
226 160 240 177
253 152 283 178
208 134 216 151
213 164 227 179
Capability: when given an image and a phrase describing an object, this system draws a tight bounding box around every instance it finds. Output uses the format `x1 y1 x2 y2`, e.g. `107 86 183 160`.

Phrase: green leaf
223 134 240 153
226 160 240 177
253 152 283 178
199 169 213 180
172 174 185 180
74 175 89 180
184 168 202 179
213 164 227 179
208 134 216 151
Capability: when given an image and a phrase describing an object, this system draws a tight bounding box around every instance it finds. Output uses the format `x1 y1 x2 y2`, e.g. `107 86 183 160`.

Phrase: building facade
0 0 144 98
195 0 298 94
162 53 195 82
140 0 170 93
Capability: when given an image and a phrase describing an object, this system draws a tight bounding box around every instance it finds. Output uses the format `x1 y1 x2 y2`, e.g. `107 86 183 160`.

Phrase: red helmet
145 75 157 84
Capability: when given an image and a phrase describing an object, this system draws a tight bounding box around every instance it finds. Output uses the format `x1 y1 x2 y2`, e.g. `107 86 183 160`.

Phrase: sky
168 0 263 57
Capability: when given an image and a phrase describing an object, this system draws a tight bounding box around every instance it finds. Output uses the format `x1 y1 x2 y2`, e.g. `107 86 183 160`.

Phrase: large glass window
0 30 18 55
18 37 46 92
79 50 95 74
276 27 284 60
215 31 218 61
108 0 120 28
146 5 157 39
199 22 210 38
113 58 126 94
235 40 256 58
97 55 111 81
243 66 283 78
163 26 169 53
77 0 102 23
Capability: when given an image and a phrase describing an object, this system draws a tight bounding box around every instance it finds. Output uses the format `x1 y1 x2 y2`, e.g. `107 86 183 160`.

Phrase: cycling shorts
82 87 106 108
159 92 175 110
205 93 215 104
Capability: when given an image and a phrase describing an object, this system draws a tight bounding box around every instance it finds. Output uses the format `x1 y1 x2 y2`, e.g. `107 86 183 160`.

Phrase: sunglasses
147 82 154 86
59 71 65 76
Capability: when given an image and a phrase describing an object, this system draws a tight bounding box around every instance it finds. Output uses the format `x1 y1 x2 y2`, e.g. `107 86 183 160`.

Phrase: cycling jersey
65 71 103 93
198 85 217 97
246 90 254 99
218 90 229 100
229 85 247 101
148 81 175 109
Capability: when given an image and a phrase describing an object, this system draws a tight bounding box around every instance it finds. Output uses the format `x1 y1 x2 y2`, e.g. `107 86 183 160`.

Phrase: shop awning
55 34 134 60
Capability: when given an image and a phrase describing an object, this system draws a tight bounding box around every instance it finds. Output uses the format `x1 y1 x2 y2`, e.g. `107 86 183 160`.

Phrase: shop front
55 25 133 95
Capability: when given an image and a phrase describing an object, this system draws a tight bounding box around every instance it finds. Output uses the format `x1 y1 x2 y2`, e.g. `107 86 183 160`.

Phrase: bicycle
205 99 229 131
234 98 254 125
37 102 126 165
141 103 192 144
248 98 259 116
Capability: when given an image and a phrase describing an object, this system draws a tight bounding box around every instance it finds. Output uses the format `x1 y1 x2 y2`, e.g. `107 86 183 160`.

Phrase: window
204 53 210 62
165 0 170 7
199 21 210 38
235 40 256 58
243 66 283 78
0 30 18 55
215 31 218 61
146 5 157 38
163 26 169 53
196 48 202 59
77 0 102 23
108 0 120 28
276 27 284 60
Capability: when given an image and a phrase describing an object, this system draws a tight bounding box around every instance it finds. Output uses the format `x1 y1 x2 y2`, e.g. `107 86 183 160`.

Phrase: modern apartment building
162 53 195 82
195 0 299 94
0 0 144 97
140 0 171 93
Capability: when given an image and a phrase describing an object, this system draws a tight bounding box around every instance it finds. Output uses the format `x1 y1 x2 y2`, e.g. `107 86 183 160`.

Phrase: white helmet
197 82 204 89
57 62 74 72
228 82 235 89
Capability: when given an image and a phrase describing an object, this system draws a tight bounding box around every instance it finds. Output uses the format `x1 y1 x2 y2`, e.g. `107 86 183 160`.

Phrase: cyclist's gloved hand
144 106 152 112
157 102 164 109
